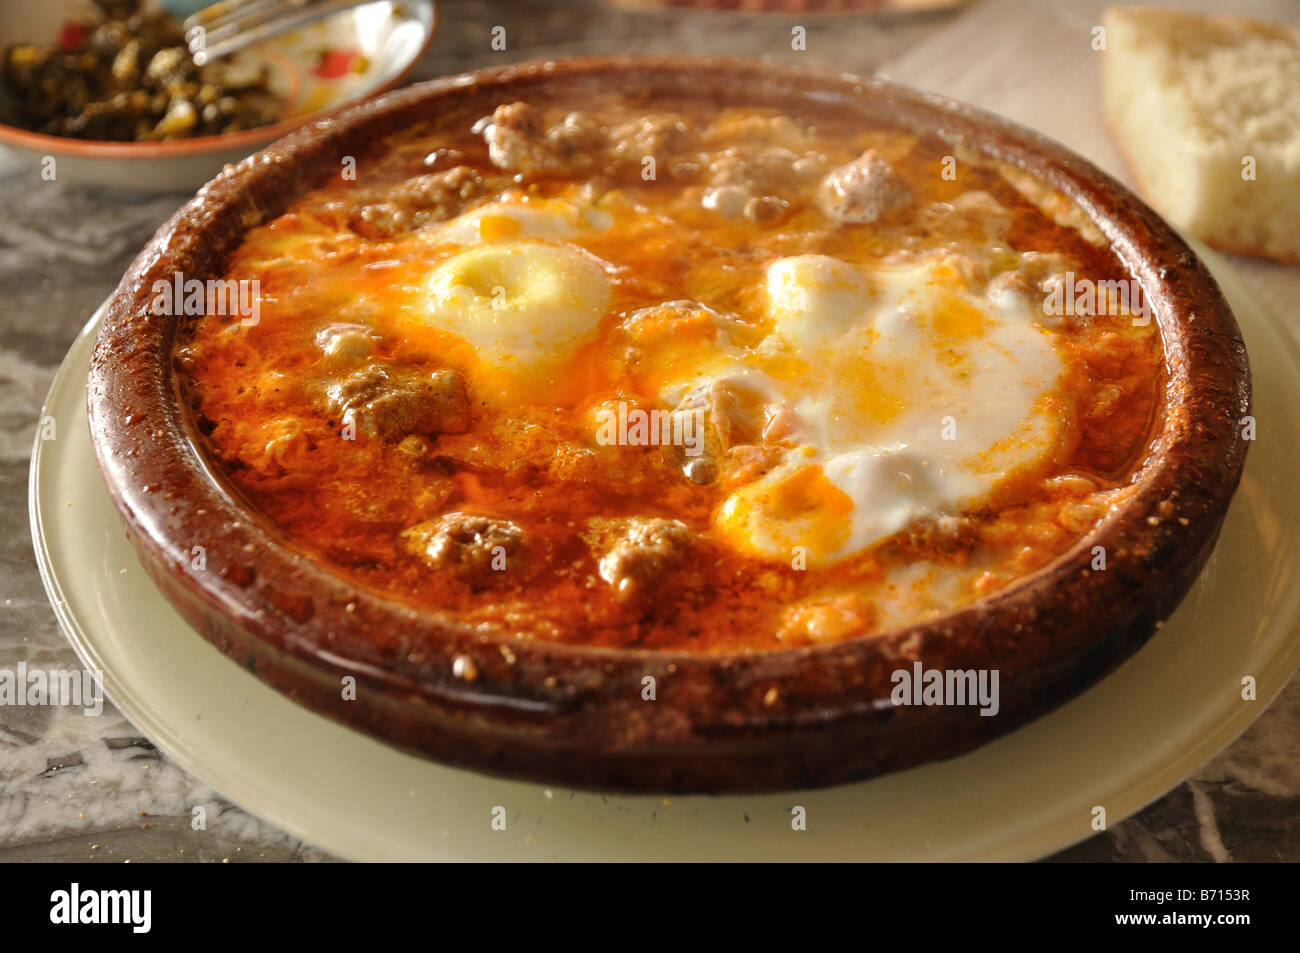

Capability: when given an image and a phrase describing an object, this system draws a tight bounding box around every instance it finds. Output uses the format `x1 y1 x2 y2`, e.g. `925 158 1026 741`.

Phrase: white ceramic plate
30 244 1300 861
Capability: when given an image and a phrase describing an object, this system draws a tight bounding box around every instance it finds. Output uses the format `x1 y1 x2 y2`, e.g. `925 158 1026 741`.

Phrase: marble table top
0 0 1294 862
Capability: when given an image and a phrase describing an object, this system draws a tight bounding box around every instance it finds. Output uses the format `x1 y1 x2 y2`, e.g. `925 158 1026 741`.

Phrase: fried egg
701 255 1073 564
407 197 1071 564
412 196 616 400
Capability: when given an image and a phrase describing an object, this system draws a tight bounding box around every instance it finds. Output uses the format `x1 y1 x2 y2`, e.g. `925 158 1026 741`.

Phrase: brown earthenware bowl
86 57 1251 793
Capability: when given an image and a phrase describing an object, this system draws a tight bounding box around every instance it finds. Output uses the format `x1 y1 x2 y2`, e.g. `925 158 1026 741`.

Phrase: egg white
695 255 1071 564
427 195 613 246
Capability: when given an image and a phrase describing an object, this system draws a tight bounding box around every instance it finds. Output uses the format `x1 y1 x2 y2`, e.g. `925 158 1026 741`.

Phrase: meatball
349 202 411 240
699 147 814 219
987 251 1079 326
597 518 691 598
777 595 875 645
609 114 690 164
326 364 470 441
817 149 913 224
390 165 484 210
478 102 602 176
403 513 523 588
669 378 768 483
316 324 377 362
549 111 605 157
348 165 485 239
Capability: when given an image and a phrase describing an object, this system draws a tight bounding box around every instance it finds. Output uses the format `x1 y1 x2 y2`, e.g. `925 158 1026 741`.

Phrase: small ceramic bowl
0 0 436 191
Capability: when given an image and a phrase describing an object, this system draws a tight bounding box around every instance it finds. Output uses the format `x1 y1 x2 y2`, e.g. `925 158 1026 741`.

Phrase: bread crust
1102 6 1300 265
1106 6 1300 46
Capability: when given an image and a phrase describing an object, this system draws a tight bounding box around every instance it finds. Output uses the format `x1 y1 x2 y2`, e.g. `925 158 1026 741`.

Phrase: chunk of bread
1101 6 1300 263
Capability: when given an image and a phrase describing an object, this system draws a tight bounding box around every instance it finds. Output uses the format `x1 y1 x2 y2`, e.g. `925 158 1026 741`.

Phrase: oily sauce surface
180 90 1164 651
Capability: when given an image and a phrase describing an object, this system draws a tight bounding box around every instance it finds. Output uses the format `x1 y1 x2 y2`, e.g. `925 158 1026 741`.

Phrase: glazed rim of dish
88 57 1250 792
